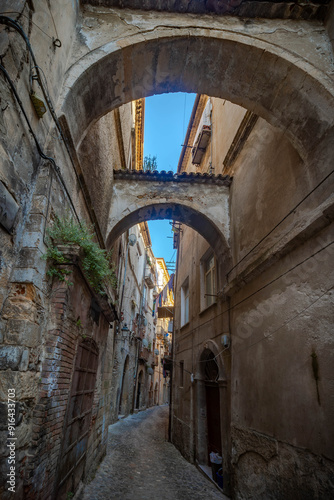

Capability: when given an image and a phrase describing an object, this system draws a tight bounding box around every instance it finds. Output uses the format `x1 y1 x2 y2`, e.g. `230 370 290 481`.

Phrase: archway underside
107 203 230 260
62 32 334 166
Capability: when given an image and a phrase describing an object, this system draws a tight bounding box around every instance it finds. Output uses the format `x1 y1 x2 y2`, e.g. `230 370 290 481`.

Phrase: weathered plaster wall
230 116 306 266
78 112 121 237
173 226 230 448
173 91 334 498
230 222 334 498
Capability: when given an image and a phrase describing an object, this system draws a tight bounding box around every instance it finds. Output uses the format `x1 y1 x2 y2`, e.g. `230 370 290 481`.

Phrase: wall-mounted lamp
221 334 230 349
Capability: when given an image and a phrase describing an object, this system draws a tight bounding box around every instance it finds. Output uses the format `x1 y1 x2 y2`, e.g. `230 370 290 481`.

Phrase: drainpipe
169 235 179 442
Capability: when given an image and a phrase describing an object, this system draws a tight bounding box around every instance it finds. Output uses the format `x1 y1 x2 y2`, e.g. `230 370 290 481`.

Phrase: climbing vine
43 215 117 295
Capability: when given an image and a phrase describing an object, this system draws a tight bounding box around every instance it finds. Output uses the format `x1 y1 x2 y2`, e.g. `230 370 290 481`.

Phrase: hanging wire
0 10 57 41
226 166 334 277
0 16 105 244
172 283 333 379
174 239 334 343
0 63 80 224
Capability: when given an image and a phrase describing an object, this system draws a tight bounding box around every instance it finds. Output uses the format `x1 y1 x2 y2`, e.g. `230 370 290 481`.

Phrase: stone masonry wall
23 259 114 499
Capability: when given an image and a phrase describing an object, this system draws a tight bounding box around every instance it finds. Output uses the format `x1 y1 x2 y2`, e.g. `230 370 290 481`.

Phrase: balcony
145 269 155 289
156 327 166 340
139 347 150 362
134 329 145 340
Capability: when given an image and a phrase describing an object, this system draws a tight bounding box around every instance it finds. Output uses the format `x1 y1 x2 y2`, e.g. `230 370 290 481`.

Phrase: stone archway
59 23 334 274
60 25 334 176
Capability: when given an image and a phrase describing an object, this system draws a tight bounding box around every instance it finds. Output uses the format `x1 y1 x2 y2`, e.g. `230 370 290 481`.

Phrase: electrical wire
0 10 57 41
0 63 79 224
173 282 333 379
233 284 333 356
175 238 334 343
0 64 56 168
118 245 334 374
46 1 60 42
227 166 334 278
0 15 103 244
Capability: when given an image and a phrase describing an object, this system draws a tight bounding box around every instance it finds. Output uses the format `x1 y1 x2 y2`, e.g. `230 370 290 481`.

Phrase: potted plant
43 215 117 295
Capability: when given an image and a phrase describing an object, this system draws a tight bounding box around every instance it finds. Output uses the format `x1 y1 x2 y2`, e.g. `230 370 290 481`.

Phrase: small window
181 278 189 326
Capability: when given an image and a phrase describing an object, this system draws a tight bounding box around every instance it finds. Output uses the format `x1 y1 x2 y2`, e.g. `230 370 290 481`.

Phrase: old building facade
172 93 334 497
0 1 333 499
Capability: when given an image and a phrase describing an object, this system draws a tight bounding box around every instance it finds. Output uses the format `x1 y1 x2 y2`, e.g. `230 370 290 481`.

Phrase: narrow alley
81 406 226 500
1 2 334 499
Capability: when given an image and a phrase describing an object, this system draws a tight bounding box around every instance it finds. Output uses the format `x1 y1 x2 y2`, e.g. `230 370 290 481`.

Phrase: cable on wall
0 63 80 224
171 282 333 381
174 238 334 344
226 166 334 278
0 15 104 246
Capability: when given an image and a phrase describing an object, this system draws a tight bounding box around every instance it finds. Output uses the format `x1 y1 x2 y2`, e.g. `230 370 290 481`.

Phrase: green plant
66 493 74 500
143 154 157 172
43 215 117 295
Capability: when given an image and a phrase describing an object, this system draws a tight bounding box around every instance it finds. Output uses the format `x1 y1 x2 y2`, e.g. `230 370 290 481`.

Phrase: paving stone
81 405 226 500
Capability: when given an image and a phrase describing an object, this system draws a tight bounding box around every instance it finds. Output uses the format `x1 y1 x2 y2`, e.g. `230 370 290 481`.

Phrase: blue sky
143 92 196 271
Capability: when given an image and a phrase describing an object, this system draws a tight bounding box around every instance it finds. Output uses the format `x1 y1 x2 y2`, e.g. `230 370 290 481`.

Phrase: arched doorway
148 379 153 407
195 341 230 494
119 355 130 416
154 382 159 405
136 370 144 410
204 351 222 460
57 338 99 499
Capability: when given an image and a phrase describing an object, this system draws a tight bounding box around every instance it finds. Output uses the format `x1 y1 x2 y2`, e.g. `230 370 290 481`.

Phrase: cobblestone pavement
81 405 227 500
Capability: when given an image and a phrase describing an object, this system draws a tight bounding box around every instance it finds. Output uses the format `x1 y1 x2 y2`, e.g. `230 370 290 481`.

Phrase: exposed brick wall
22 263 114 499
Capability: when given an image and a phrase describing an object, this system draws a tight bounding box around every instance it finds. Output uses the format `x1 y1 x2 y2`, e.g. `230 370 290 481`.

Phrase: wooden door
57 339 98 498
205 382 222 459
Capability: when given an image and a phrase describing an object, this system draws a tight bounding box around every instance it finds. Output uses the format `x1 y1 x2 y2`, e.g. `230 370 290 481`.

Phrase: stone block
34 173 52 197
0 371 39 401
20 232 46 252
11 268 45 291
0 346 24 370
16 248 45 271
30 195 48 216
19 349 30 371
26 214 46 234
0 181 19 233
